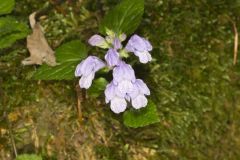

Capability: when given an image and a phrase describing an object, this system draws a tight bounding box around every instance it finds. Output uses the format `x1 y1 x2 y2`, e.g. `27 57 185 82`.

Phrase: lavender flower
104 61 136 114
125 34 153 64
105 63 150 112
113 38 122 50
75 56 105 89
76 31 153 114
129 79 150 109
105 48 120 67
105 82 127 114
113 61 136 95
88 34 109 49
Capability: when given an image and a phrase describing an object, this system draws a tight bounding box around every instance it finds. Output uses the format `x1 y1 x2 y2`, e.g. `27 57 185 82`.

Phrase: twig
6 114 18 158
231 20 238 65
75 84 85 122
226 16 239 65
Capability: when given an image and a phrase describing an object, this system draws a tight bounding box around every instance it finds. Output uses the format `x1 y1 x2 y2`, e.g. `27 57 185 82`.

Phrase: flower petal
88 34 108 48
105 82 116 102
75 61 84 77
125 42 135 52
79 72 95 89
93 57 106 71
132 95 148 109
144 38 153 51
77 56 96 76
117 80 133 95
130 34 148 52
123 63 136 81
128 85 139 99
105 49 120 67
135 51 152 64
113 64 125 83
113 61 136 83
113 38 122 50
110 97 127 114
135 79 150 95
125 34 153 63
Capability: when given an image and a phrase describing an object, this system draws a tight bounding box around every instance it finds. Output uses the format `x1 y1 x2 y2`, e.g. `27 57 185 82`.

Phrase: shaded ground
1 0 240 159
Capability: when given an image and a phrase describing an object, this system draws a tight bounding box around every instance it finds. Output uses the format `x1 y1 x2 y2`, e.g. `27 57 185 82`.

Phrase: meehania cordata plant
75 33 152 114
33 0 160 127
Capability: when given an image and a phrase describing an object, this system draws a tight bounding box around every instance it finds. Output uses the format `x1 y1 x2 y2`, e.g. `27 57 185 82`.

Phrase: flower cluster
75 32 153 114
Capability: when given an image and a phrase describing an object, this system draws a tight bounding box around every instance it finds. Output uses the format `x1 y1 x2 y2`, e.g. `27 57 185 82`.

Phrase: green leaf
123 100 160 128
0 17 29 49
33 40 87 80
16 154 42 160
0 0 15 15
88 78 108 98
99 0 144 35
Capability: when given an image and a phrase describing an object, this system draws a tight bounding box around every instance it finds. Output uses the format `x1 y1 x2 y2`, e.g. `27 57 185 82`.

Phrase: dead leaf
22 12 57 66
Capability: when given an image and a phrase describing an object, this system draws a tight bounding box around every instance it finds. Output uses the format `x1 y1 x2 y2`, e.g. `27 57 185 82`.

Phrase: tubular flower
128 79 150 109
105 63 151 112
88 34 109 49
105 82 127 114
75 56 105 89
125 34 153 64
113 61 136 95
105 48 120 67
113 37 122 50
76 31 153 114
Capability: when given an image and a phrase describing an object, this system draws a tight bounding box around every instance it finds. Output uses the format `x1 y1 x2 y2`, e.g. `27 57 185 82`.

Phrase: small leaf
123 100 160 128
0 17 29 49
88 78 108 98
16 154 42 160
99 0 144 35
33 40 87 80
0 0 15 15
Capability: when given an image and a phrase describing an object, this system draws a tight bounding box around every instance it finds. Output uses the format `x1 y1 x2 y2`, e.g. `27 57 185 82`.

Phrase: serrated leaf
16 154 42 160
88 78 108 98
123 100 160 128
33 40 87 80
0 17 29 49
0 0 15 15
99 0 144 35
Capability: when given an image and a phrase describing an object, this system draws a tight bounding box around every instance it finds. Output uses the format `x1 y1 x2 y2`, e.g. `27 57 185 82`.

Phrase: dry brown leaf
22 12 57 66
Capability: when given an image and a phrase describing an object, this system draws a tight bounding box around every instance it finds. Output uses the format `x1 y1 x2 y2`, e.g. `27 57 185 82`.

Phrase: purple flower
129 79 150 109
113 61 136 95
125 34 153 64
88 34 108 49
105 82 127 114
113 61 136 83
105 49 120 67
104 61 151 113
113 38 122 50
79 32 152 114
75 56 105 89
105 35 123 50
